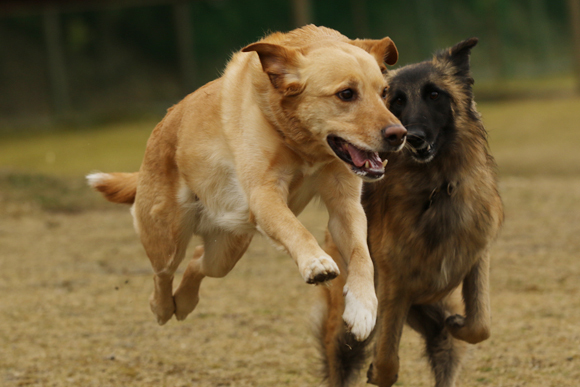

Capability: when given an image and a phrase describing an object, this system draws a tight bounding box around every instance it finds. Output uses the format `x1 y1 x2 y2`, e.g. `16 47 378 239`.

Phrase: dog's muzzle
382 125 407 150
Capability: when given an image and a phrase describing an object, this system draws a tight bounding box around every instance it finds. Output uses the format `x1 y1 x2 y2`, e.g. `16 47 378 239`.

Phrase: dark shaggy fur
317 232 372 387
318 323 371 387
317 38 504 387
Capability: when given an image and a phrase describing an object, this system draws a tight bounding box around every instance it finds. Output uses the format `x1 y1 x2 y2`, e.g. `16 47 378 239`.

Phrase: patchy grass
1 97 579 386
0 172 109 214
0 120 154 177
475 75 577 101
481 97 580 177
2 97 580 179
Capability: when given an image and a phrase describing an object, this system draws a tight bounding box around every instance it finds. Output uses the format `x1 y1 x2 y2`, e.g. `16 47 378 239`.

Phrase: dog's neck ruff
426 180 457 210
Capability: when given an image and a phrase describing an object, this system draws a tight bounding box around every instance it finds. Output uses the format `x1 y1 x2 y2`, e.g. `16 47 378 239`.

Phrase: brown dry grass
1 97 580 386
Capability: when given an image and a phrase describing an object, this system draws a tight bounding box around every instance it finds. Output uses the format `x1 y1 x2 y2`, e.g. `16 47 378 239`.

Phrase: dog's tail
86 172 138 205
316 232 372 387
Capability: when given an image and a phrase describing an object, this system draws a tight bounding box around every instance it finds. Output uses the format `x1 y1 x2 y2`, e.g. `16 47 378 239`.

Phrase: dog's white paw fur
342 283 378 341
300 255 340 284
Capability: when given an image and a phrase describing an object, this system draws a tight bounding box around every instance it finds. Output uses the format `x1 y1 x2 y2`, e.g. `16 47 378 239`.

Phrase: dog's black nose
382 125 407 147
407 132 428 149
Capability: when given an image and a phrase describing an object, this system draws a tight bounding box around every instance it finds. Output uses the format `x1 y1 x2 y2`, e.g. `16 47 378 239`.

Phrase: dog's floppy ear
351 37 398 73
242 42 304 96
438 37 478 78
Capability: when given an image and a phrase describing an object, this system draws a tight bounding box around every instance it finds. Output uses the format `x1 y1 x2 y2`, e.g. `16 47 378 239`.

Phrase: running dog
318 38 504 386
87 25 406 342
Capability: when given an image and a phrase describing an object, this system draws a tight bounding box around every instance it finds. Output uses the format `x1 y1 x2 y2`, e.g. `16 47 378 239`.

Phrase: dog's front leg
367 285 409 387
319 172 377 341
445 251 491 344
249 184 340 285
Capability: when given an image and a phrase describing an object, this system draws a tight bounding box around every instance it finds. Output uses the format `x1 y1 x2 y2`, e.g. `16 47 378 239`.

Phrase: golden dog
87 25 406 341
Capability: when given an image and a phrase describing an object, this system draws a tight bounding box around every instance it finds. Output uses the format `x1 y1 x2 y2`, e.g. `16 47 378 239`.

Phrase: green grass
481 97 580 177
0 120 154 212
0 120 154 177
475 75 578 100
0 172 106 213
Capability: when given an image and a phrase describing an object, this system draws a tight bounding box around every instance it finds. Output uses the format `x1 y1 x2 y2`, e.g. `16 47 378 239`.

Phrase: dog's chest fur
287 163 327 212
365 154 500 303
178 160 326 235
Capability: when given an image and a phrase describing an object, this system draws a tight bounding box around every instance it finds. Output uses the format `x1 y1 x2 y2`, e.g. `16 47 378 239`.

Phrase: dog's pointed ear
242 42 304 96
351 37 398 73
439 37 478 77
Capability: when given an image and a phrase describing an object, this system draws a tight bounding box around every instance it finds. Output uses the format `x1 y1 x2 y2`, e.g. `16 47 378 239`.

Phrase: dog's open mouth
327 135 385 180
407 141 436 163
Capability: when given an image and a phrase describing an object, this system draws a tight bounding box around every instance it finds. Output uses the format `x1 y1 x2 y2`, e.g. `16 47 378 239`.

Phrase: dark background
1 0 579 129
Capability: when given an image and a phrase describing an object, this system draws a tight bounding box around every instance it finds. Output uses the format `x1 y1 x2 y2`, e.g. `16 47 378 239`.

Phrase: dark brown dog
317 38 504 387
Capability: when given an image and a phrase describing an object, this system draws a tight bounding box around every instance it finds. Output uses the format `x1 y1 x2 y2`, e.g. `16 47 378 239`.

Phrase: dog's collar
427 181 457 209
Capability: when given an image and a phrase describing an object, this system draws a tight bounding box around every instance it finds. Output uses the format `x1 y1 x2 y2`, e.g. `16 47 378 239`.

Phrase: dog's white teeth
427 145 432 151
364 160 371 169
382 159 388 168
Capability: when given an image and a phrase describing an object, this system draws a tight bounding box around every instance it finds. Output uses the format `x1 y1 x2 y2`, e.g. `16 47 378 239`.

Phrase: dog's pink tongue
347 144 382 169
347 144 370 168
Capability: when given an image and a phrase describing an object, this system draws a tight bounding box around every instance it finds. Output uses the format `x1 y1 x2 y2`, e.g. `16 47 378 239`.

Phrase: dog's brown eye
382 87 388 99
337 88 355 101
394 97 403 106
430 91 439 100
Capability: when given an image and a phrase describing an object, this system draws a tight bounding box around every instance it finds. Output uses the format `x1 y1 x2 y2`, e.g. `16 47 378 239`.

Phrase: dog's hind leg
407 297 467 387
173 230 252 320
134 201 195 326
445 252 491 344
172 245 205 321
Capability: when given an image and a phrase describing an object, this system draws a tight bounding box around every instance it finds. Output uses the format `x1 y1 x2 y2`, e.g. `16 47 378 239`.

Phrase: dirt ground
1 174 579 387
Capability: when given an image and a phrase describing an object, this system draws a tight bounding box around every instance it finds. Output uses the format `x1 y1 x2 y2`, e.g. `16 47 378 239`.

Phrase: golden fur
87 25 406 342
318 38 504 386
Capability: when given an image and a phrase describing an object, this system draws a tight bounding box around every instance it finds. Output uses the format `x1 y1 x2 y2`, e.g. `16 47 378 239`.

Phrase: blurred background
2 2 580 386
1 0 580 128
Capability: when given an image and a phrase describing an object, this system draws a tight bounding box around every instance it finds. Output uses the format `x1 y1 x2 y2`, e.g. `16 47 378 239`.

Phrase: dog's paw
445 314 490 344
342 284 377 341
445 314 466 330
366 362 398 387
174 292 199 321
301 255 340 284
149 292 175 325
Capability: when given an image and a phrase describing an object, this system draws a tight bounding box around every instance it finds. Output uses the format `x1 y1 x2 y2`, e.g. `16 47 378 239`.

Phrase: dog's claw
301 256 340 284
307 271 338 284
